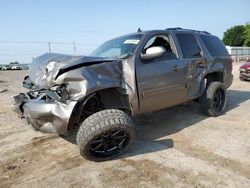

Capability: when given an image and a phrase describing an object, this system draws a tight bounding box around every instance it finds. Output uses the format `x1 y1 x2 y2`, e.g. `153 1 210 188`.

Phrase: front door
136 34 188 113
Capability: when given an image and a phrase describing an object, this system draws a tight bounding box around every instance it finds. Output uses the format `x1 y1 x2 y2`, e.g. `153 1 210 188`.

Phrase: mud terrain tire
76 109 135 161
200 82 227 117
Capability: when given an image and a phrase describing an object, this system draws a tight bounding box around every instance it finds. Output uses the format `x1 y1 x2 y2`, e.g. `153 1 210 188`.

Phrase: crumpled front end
12 53 134 135
12 85 77 135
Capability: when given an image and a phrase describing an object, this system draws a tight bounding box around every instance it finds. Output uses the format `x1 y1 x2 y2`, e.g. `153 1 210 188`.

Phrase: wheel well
68 88 131 129
96 88 131 113
205 72 224 85
198 72 224 98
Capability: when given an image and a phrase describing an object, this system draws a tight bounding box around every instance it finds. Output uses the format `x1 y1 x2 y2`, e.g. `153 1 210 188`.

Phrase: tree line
223 23 250 47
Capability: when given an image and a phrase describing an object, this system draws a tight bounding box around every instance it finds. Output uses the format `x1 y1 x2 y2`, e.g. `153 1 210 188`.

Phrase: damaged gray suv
13 28 233 161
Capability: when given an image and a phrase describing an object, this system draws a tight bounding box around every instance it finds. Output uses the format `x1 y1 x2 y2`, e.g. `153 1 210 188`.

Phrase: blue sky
0 0 249 64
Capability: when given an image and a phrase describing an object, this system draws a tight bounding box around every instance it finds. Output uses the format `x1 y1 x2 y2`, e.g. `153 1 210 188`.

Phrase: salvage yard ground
0 62 249 188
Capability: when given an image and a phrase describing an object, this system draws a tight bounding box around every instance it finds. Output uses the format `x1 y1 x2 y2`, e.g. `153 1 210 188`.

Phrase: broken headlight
41 85 69 103
45 84 69 103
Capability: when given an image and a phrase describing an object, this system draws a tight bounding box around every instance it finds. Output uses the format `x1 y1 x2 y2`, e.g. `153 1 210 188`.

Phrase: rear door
175 33 207 99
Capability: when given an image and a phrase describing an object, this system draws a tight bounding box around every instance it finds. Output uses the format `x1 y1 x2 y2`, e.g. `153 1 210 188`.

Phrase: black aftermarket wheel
200 82 227 117
76 109 135 161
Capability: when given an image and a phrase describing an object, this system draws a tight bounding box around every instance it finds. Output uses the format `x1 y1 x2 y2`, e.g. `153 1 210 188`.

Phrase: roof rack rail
165 27 182 30
165 27 211 35
200 31 211 35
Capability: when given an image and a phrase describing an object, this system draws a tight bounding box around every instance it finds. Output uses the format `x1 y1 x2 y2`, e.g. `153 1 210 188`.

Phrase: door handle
196 61 206 68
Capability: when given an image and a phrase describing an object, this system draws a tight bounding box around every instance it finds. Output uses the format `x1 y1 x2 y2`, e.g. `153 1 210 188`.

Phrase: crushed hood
29 53 115 88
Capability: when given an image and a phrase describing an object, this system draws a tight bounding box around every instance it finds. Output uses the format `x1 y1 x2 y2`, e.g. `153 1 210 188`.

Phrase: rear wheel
199 82 226 117
76 109 135 161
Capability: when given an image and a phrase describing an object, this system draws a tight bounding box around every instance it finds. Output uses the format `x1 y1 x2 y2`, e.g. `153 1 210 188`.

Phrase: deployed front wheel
200 82 227 117
76 109 135 161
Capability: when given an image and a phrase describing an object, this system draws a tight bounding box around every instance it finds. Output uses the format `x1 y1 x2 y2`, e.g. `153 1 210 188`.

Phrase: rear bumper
12 93 77 135
224 74 233 89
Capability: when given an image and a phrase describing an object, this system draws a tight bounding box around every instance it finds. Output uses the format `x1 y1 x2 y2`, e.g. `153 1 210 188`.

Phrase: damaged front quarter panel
55 60 124 100
15 53 136 135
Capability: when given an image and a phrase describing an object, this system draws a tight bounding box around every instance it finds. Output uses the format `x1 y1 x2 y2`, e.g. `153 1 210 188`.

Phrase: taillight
229 55 233 73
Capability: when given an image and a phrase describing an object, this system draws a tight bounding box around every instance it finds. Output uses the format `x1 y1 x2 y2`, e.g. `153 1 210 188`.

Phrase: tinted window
176 33 201 58
200 35 228 57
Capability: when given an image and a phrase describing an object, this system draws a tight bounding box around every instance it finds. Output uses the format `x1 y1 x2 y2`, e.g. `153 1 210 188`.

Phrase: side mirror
141 46 166 61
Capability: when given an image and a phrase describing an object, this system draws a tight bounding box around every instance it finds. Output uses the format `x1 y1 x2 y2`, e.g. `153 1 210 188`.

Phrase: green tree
222 25 246 46
243 23 250 47
9 61 19 65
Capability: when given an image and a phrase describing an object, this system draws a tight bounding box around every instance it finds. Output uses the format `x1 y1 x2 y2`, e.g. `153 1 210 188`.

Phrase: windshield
90 34 142 59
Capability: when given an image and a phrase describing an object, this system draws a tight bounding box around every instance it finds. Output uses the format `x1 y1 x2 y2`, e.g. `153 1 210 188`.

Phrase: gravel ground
0 62 249 188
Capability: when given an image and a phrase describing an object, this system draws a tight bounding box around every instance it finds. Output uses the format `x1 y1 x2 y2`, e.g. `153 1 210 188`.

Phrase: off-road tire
76 109 135 162
200 82 226 117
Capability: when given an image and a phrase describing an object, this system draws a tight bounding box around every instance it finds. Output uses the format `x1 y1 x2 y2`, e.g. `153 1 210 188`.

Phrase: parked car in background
20 64 30 70
239 59 250 81
0 64 30 71
11 65 21 70
1 65 11 71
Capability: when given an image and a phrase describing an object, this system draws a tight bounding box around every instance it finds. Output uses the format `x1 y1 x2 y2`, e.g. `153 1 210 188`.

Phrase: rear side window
176 33 201 58
200 35 228 57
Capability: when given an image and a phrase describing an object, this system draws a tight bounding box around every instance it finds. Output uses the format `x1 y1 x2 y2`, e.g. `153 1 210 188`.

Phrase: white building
226 46 250 62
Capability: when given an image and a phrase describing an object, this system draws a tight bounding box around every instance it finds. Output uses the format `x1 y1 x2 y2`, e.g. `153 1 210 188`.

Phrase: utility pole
73 41 76 56
48 42 51 53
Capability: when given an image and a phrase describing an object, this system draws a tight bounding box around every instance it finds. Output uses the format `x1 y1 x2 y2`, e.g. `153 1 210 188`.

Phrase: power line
0 40 45 44
0 40 98 46
0 53 39 55
0 40 99 54
0 40 99 63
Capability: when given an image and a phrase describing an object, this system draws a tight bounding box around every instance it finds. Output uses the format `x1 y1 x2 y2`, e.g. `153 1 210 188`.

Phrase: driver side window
143 35 177 60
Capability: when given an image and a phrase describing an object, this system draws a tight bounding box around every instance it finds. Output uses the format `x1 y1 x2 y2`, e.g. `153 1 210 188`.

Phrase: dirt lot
0 63 249 188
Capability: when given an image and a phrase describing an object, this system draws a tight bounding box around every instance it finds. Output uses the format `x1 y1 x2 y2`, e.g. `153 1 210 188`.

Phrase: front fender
55 61 124 101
